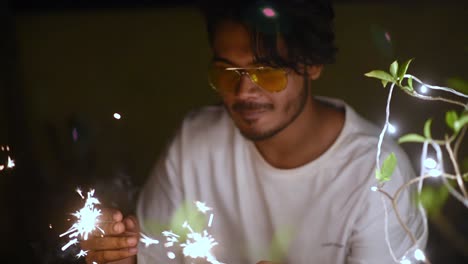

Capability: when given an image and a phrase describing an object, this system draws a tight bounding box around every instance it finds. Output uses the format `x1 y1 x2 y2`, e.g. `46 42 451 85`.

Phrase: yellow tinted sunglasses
208 65 288 94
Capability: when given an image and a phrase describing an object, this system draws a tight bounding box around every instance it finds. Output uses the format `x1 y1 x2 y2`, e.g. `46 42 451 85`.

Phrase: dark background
1 0 467 263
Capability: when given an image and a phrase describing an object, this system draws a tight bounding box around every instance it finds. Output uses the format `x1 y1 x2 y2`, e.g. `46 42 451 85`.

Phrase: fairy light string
368 59 468 263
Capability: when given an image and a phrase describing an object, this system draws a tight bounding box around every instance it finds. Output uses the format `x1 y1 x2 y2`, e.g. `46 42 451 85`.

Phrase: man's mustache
232 101 274 112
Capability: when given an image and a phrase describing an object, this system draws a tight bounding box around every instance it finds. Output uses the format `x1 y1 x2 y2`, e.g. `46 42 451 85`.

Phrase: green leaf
417 185 449 217
462 156 468 173
398 133 427 144
424 119 433 139
381 80 389 88
447 77 468 94
408 76 414 90
364 70 396 83
390 60 399 78
398 58 413 81
445 111 458 131
375 153 397 183
454 114 468 133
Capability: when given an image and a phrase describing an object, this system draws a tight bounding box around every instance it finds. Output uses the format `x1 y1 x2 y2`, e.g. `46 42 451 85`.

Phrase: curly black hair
199 0 337 74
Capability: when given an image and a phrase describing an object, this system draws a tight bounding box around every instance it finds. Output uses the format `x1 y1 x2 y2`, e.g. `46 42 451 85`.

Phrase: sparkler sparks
61 187 222 262
60 189 104 254
140 233 160 247
139 200 222 263
0 145 15 172
76 249 89 258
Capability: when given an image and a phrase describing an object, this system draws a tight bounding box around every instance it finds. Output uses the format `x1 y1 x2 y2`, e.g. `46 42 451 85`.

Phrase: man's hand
80 208 140 264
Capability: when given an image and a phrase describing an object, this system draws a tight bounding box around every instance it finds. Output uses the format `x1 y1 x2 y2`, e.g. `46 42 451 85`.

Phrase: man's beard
227 84 309 141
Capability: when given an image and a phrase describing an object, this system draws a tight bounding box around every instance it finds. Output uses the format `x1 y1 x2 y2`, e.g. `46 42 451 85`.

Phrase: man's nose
235 74 260 97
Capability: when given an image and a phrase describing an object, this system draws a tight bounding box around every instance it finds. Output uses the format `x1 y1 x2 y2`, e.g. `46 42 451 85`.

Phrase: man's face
211 21 314 141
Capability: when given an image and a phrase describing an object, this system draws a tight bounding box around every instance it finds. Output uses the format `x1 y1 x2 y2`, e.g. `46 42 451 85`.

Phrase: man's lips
234 108 267 121
231 101 273 121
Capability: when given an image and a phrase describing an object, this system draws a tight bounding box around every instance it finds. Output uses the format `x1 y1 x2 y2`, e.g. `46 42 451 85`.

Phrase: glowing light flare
371 186 378 192
400 259 411 264
423 157 442 177
262 7 277 18
72 128 79 142
414 249 426 261
385 32 392 42
420 85 428 94
60 189 104 255
167 251 176 259
113 113 122 120
388 123 397 134
423 158 437 169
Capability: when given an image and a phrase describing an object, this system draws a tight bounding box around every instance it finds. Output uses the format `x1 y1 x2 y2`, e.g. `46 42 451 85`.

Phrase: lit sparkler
0 145 15 172
60 188 104 255
140 200 222 263
61 187 222 262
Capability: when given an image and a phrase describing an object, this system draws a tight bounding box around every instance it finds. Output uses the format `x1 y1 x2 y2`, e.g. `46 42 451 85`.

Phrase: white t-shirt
137 97 426 264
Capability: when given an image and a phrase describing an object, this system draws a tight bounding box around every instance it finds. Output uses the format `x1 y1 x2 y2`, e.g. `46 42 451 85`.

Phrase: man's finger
124 215 140 233
81 235 138 251
99 208 123 222
97 220 126 236
86 247 138 263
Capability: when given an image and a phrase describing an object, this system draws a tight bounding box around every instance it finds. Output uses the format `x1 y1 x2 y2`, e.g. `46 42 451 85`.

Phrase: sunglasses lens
209 67 240 93
248 68 287 92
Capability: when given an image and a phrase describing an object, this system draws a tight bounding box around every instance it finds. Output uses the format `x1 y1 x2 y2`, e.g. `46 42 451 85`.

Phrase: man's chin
237 126 278 141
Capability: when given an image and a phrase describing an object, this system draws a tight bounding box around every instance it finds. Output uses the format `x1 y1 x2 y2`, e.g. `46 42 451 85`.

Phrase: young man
81 1 425 263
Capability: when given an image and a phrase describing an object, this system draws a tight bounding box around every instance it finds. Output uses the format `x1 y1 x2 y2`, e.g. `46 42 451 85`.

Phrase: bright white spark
60 189 104 254
61 238 78 251
140 233 160 247
387 123 397 134
414 249 426 261
7 156 15 168
371 186 378 192
148 202 223 264
76 250 88 258
420 85 428 94
195 201 212 214
113 113 121 120
180 224 223 264
208 213 214 227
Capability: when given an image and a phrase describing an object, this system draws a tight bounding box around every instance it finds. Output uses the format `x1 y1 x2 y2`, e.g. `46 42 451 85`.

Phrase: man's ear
307 65 323 80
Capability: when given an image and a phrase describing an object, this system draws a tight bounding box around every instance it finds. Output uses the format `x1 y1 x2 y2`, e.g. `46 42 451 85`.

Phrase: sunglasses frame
208 65 289 93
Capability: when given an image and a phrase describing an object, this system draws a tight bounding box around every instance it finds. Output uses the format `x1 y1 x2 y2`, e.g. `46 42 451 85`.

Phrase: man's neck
254 97 345 169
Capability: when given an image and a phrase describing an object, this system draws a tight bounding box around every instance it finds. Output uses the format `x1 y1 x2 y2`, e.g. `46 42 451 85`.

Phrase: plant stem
445 137 468 199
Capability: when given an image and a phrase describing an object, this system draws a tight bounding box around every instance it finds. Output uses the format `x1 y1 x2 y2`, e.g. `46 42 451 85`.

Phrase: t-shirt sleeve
346 151 427 264
136 133 186 264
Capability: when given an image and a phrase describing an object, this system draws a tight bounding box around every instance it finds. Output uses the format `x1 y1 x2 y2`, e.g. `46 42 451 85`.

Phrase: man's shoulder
177 105 237 148
183 105 230 131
